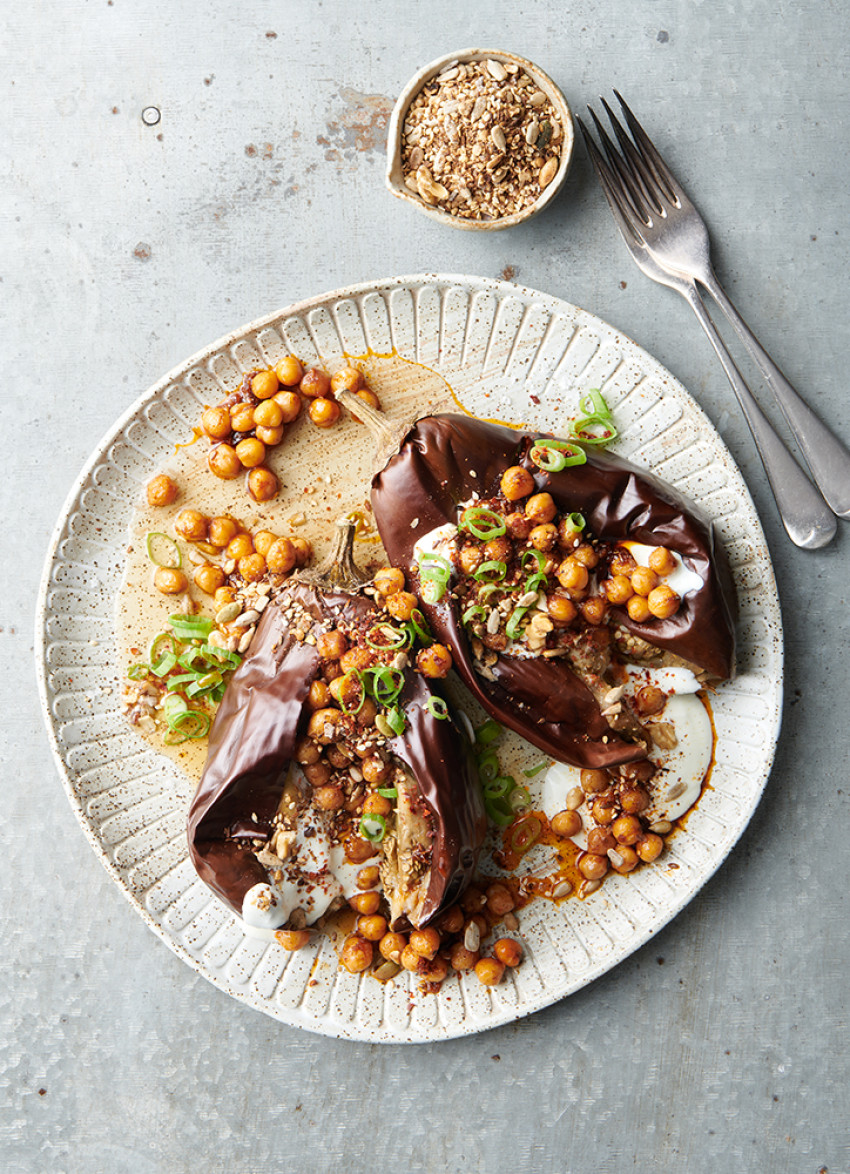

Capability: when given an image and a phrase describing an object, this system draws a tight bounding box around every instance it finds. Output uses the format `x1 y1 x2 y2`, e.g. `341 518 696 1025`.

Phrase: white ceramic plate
36 274 782 1042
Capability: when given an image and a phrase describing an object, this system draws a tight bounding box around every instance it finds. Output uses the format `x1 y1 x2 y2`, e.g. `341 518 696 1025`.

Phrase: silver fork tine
613 90 683 205
586 105 654 224
577 117 645 246
599 96 666 216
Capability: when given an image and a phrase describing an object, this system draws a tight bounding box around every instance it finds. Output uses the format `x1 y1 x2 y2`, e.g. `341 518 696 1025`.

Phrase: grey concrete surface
3 2 849 1172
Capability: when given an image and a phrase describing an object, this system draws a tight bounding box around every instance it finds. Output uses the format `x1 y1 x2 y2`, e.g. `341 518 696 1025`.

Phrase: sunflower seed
649 820 673 834
539 157 558 188
582 878 603 896
470 95 488 121
566 786 584 810
666 781 687 800
490 125 507 152
486 59 507 81
529 90 547 106
525 118 539 145
486 609 501 635
409 146 424 168
437 67 459 82
607 848 624 868
237 628 255 653
603 685 626 706
464 921 481 951
517 590 539 608
233 609 259 628
552 880 573 898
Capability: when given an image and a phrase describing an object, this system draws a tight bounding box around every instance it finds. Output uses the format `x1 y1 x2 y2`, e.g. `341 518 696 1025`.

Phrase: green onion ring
525 572 548 595
505 606 528 641
376 786 398 799
578 389 612 420
473 559 507 583
406 609 433 646
365 623 408 651
509 815 543 854
359 813 387 843
477 751 500 783
509 786 532 812
168 615 215 640
571 416 619 446
418 553 451 583
425 696 450 720
420 578 447 604
386 705 406 736
146 532 182 569
482 775 513 799
151 652 178 678
475 719 503 747
363 665 404 705
523 760 549 778
484 796 515 827
459 506 507 542
127 663 149 681
337 670 366 715
462 604 487 625
521 549 546 572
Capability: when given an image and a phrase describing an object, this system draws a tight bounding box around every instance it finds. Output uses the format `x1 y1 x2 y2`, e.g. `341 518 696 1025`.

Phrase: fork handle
683 285 836 549
699 269 850 518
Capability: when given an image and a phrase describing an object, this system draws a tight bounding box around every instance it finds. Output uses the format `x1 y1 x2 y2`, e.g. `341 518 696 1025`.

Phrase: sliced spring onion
459 506 507 542
477 583 504 603
482 775 513 799
359 813 387 843
337 670 366 715
484 795 515 827
475 719 503 747
200 643 242 669
165 672 199 692
505 606 528 641
473 560 506 583
162 694 188 723
163 709 212 744
149 632 177 663
418 553 451 583
425 696 450 720
525 572 548 595
521 549 546 572
462 604 487 625
565 512 586 533
376 786 398 799
151 652 178 678
127 663 149 681
405 609 433 646
477 752 500 784
146 532 181 568
530 442 587 472
509 815 543 854
420 578 447 604
523 760 549 778
365 623 408 651
578 388 611 420
509 786 532 812
571 416 619 446
364 665 404 705
168 615 215 640
385 705 406 736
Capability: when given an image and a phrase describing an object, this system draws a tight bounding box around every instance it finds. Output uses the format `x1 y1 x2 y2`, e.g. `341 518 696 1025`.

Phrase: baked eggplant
187 520 485 932
336 401 735 771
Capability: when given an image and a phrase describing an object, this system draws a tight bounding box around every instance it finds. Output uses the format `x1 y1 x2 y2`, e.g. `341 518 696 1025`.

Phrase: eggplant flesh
370 414 736 770
188 575 485 931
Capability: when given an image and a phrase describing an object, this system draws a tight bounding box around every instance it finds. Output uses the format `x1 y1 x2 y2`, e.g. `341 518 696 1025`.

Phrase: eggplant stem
298 517 369 589
336 389 409 473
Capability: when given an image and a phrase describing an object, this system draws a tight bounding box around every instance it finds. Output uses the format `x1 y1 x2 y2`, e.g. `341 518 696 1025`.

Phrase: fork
579 96 845 548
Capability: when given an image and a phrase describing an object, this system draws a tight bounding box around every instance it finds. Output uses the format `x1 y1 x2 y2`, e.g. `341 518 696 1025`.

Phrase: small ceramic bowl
386 48 574 232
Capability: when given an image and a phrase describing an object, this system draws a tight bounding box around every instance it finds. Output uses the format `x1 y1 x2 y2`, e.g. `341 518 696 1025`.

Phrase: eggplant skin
371 414 737 770
187 580 485 928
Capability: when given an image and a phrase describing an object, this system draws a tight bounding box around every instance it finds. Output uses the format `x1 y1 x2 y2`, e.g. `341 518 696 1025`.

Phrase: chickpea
247 466 279 502
592 794 619 825
547 593 578 625
328 667 362 710
330 366 364 394
275 929 312 951
300 367 331 399
261 536 293 576
483 535 513 564
400 944 422 972
647 585 681 619
357 697 378 727
551 809 582 838
309 397 342 428
379 932 408 963
303 761 332 787
357 914 388 942
146 473 178 508
631 566 659 597
627 594 652 623
357 865 381 890
201 406 232 440
226 533 254 560
493 938 523 967
362 755 390 785
580 768 610 794
340 935 373 974
213 586 237 611
368 568 401 599
523 492 556 524
230 404 256 433
620 759 657 783
362 792 392 818
307 708 341 745
253 399 284 428
485 882 515 916
636 686 666 716
580 596 608 626
294 738 321 765
326 744 352 768
208 443 242 480
604 575 634 605
335 650 370 679
349 387 381 421
556 557 589 591
474 957 505 986
248 530 274 559
501 465 535 501
291 536 312 566
349 891 381 916
386 591 418 622
275 355 304 386
271 391 302 424
459 544 483 575
193 563 226 595
461 887 487 914
419 956 449 984
586 827 616 855
610 845 639 873
449 942 479 971
251 369 279 399
609 547 637 576
648 546 677 576
437 905 464 935
345 836 377 864
154 566 188 594
313 785 344 811
317 629 348 661
235 437 266 468
409 928 441 959
636 833 664 862
505 511 534 540
307 679 332 711
578 852 609 880
612 814 643 845
529 523 558 553
256 424 284 446
416 644 453 679
174 508 209 542
620 786 650 814
208 516 239 547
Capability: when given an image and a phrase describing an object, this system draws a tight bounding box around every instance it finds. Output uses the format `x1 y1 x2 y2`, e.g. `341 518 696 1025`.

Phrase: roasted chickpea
237 553 266 582
294 737 321 765
255 424 284 446
647 585 681 619
409 928 441 959
313 785 344 811
213 586 237 611
300 367 331 399
581 768 610 794
247 466 279 502
648 546 677 576
474 957 505 986
586 827 616 855
275 355 303 386
525 492 557 524
291 536 312 566
636 833 664 863
620 786 650 814
418 956 449 983
330 366 364 395
362 792 392 818
626 594 652 623
275 929 312 951
252 399 283 429
226 533 254 560
400 944 422 972
485 882 515 916
303 761 332 787
578 852 609 880
386 591 418 621
357 697 378 727
376 932 406 964
449 943 479 971
557 557 589 591
317 629 348 660
416 643 452 678
631 566 659 597
344 836 377 864
307 679 332 710
438 905 464 935
529 523 558 553
459 544 483 575
349 891 381 916
505 511 534 540
620 759 657 783
208 516 239 547
573 543 599 570
329 672 362 710
547 593 578 625
610 845 639 873
609 547 637 576
308 708 341 745
154 566 188 594
357 914 388 942
361 755 390 785
580 596 608 626
373 566 406 596
251 369 279 399
146 473 178 508
636 686 666 716
263 537 295 576
201 406 232 440
250 529 276 559
208 443 242 480
461 887 486 914
193 563 226 595
612 814 643 845
308 397 342 428
483 535 513 564
357 865 380 890
493 938 523 967
273 390 303 423
501 465 535 501
592 794 619 825
174 508 209 542
551 809 582 838
340 935 373 974
230 404 256 433
603 575 634 605
326 744 352 769
235 437 266 468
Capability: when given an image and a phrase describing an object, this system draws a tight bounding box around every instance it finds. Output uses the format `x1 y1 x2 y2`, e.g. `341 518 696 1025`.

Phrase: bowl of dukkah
386 48 575 230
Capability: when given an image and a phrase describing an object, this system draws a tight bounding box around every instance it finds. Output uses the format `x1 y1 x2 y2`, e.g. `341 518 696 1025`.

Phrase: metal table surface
3 2 848 1171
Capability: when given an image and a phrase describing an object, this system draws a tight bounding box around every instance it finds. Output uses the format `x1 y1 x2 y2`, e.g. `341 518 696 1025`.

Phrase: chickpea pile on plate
197 358 381 501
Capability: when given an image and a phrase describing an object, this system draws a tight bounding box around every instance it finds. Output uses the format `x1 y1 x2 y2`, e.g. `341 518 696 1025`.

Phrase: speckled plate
35 274 782 1042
